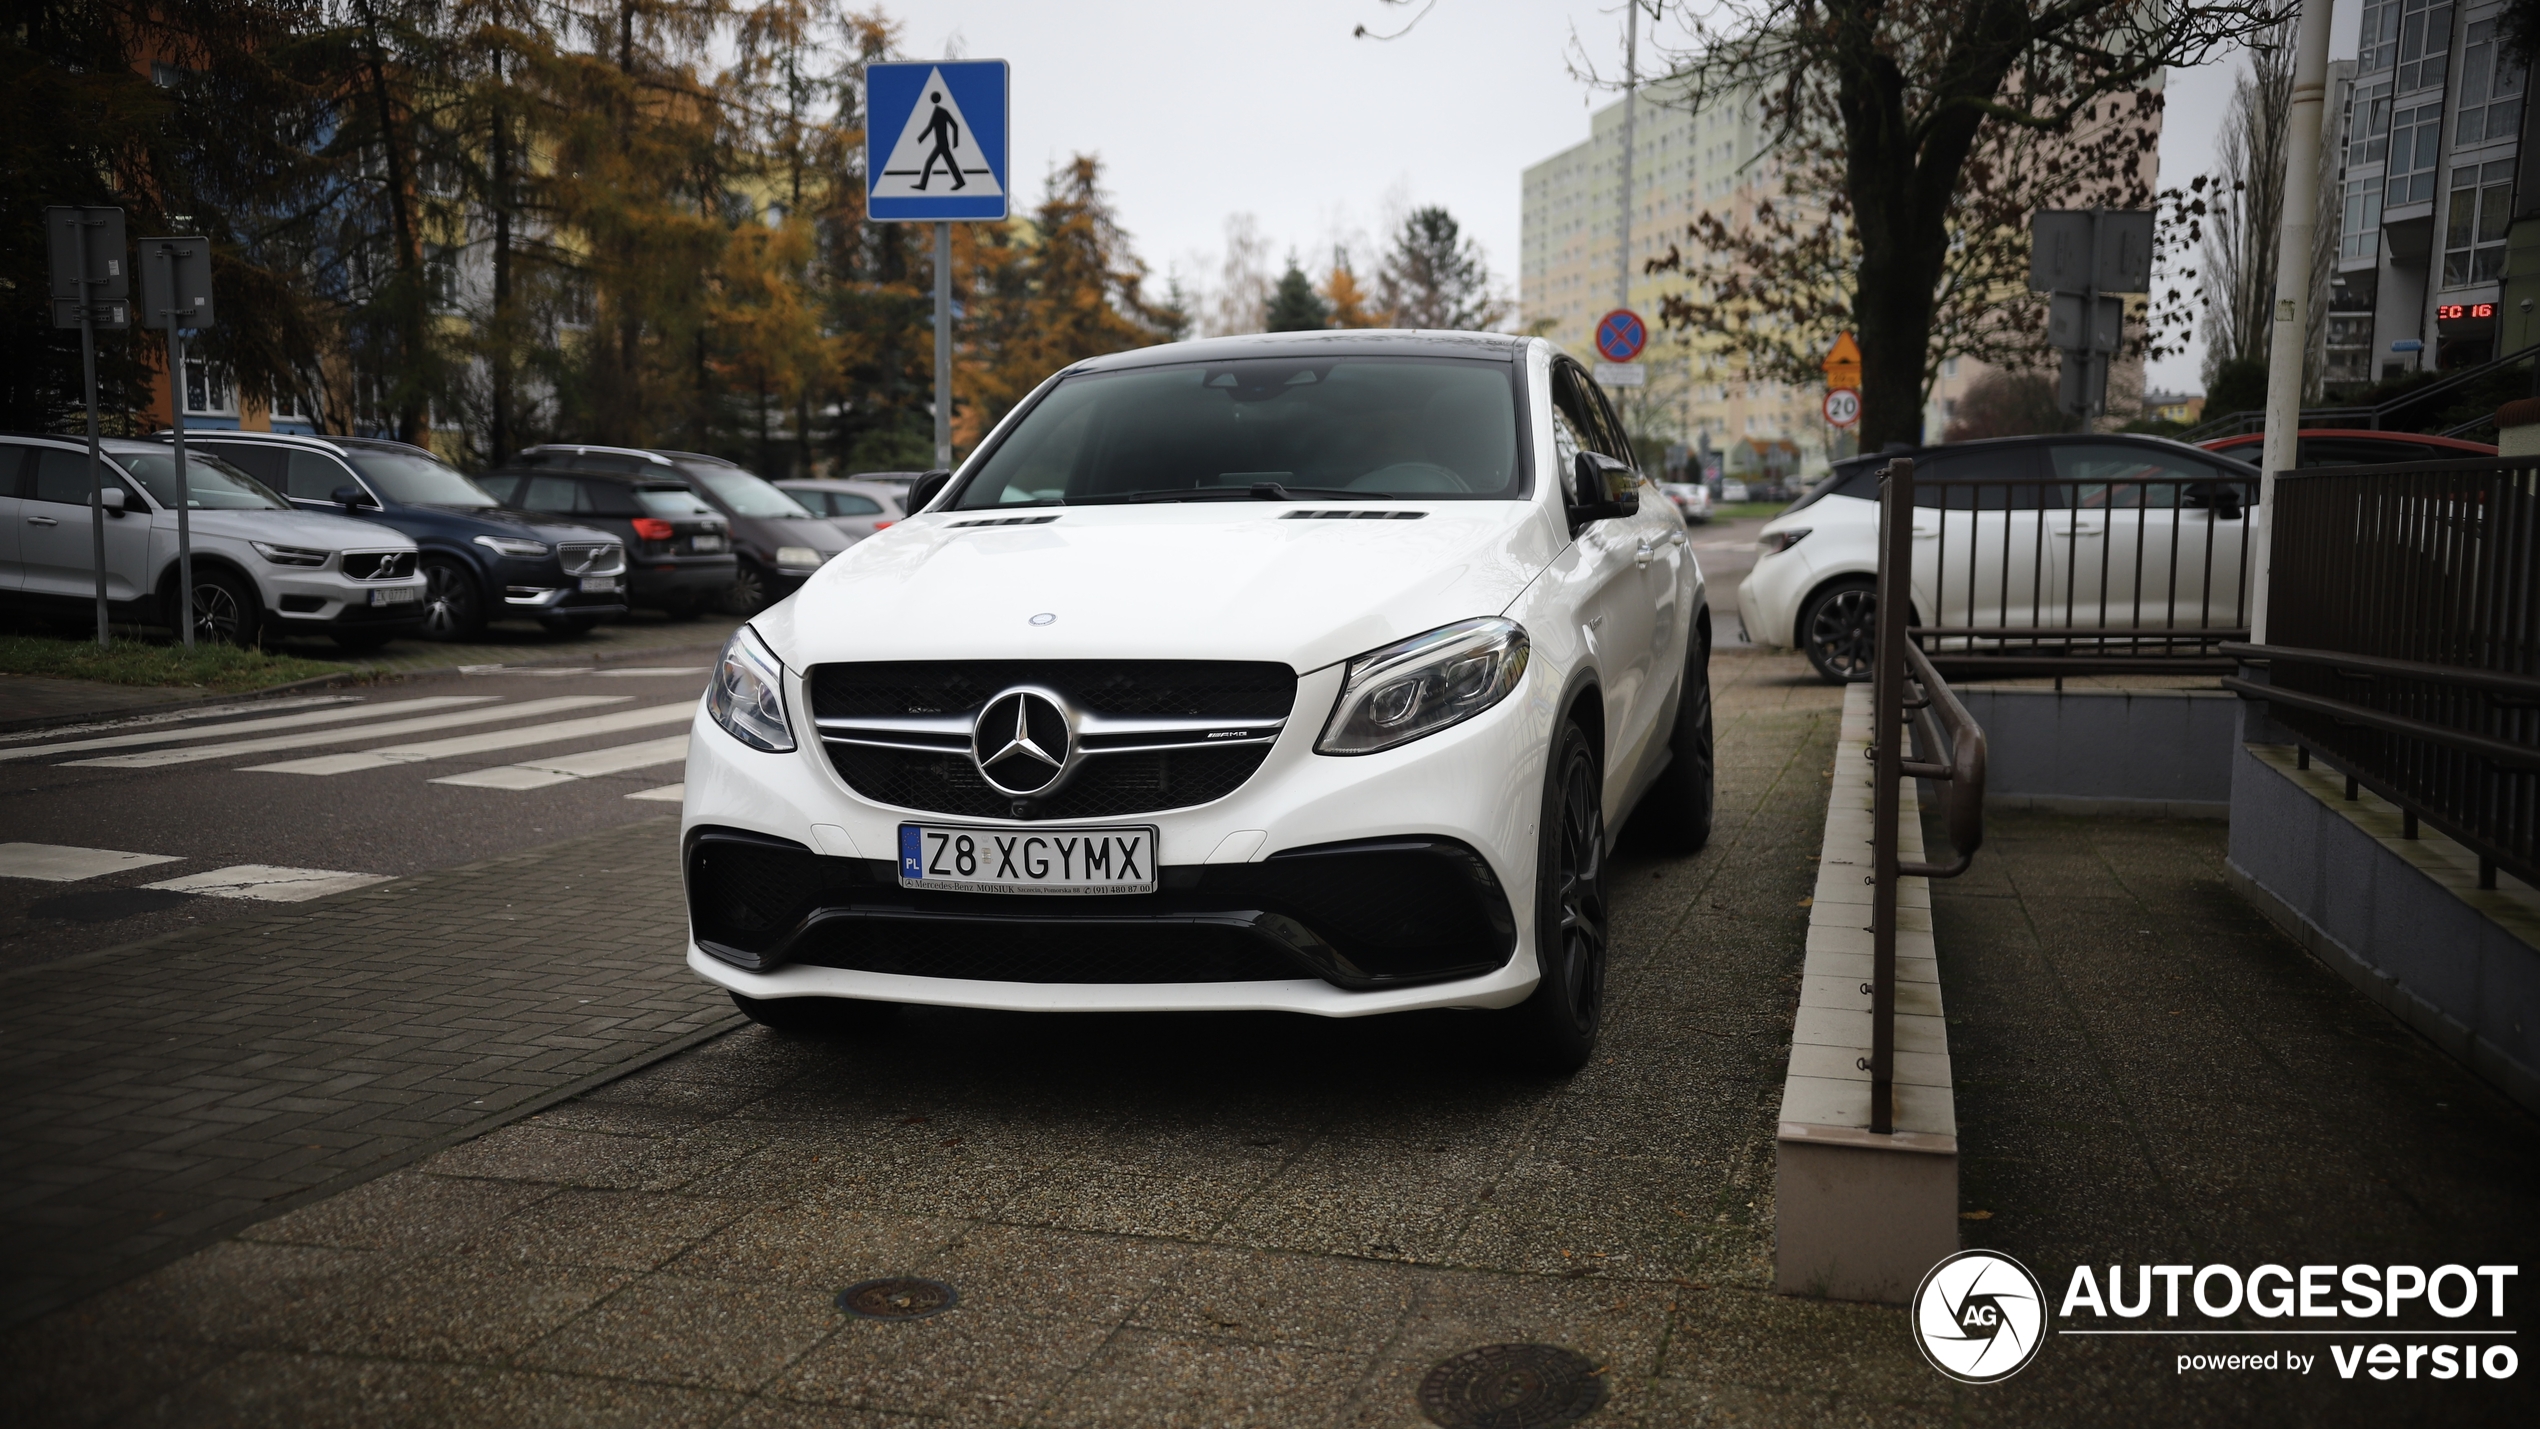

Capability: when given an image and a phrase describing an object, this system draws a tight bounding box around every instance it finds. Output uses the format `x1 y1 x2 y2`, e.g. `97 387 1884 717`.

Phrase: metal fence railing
1902 471 2259 676
1869 457 1987 1135
2223 457 2540 890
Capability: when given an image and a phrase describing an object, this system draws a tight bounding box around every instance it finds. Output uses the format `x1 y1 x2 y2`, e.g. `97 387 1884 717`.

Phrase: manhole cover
1418 1343 1607 1429
835 1276 958 1320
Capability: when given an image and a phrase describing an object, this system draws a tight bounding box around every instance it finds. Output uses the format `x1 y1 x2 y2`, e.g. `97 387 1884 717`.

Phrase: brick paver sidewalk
0 817 735 1326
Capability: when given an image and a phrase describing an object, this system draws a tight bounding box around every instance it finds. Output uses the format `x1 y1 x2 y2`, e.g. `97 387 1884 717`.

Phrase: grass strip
0 631 350 693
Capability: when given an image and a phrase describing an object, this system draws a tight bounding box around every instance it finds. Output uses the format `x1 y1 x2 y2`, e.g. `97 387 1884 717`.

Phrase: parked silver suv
0 434 425 648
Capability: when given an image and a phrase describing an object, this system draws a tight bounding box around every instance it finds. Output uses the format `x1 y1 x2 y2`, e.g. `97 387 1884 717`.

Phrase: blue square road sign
867 60 1010 222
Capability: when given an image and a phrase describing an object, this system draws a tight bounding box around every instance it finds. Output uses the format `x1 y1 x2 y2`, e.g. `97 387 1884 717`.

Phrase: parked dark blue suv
179 432 629 640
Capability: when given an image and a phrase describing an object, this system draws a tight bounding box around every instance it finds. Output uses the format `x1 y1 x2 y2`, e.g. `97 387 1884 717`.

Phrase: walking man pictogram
916 91 965 191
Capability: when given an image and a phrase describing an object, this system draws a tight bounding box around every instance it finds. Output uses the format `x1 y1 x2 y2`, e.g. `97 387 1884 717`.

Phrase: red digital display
2437 303 2497 321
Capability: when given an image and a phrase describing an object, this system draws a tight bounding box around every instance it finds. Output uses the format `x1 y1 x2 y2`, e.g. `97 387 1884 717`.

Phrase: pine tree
1263 261 1330 331
1376 208 1505 332
1322 264 1379 328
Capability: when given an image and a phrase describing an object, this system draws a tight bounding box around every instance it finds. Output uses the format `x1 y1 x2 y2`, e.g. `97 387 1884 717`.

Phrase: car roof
489 463 693 488
132 428 457 464
1834 431 2262 477
2200 428 2497 453
1066 329 1530 377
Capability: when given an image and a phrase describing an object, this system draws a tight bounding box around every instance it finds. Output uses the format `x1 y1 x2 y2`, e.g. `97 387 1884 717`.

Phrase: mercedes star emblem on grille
972 689 1074 795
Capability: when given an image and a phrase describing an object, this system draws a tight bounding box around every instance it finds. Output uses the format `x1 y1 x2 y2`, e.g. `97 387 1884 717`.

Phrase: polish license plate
369 586 420 606
579 575 620 592
689 533 728 552
897 823 1158 894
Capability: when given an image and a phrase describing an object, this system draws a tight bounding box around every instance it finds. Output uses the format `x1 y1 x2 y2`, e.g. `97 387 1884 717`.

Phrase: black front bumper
684 826 1519 990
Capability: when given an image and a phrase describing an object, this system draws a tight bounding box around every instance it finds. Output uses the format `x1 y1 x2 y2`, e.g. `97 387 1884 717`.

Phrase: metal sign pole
2085 207 2103 430
78 218 109 650
1868 456 1912 1137
167 304 194 650
934 221 952 470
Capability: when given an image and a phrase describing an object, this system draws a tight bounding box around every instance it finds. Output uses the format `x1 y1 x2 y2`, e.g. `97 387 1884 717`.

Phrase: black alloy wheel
1508 720 1609 1073
1800 577 1879 684
418 557 485 641
726 559 773 616
188 570 259 648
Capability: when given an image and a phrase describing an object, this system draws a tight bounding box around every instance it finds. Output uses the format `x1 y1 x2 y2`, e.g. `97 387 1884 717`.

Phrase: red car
2199 428 2496 467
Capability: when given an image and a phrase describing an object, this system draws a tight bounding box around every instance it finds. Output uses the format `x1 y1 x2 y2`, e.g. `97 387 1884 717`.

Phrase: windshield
637 487 718 517
953 356 1522 508
348 451 498 507
120 451 291 511
683 464 816 518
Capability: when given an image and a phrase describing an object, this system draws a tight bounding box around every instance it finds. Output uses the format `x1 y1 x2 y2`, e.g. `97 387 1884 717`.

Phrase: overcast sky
881 1 2361 398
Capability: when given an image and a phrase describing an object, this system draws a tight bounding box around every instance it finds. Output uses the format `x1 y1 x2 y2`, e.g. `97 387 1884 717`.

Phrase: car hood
180 507 418 550
755 501 1565 674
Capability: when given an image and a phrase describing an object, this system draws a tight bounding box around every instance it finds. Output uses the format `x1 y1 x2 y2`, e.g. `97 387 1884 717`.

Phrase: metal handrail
1868 456 1987 1137
2175 340 2540 444
2222 642 2540 699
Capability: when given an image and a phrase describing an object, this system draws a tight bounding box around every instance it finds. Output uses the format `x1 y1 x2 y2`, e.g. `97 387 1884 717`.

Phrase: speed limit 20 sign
1822 387 1861 428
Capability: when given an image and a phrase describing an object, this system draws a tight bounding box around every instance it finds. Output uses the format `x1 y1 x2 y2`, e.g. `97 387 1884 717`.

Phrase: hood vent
948 515 1060 528
1280 509 1426 521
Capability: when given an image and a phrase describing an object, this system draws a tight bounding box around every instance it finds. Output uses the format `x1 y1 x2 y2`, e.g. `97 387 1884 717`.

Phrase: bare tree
1204 214 1273 337
2203 16 2297 383
1619 0 2288 450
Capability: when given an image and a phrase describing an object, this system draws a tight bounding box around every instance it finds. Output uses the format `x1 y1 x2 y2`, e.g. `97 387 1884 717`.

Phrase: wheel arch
154 552 264 613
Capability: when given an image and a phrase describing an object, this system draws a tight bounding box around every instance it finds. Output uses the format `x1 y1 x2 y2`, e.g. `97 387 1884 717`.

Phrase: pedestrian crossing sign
866 60 1010 222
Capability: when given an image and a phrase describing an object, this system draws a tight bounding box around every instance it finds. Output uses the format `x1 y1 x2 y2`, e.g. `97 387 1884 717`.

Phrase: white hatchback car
679 332 1714 1069
0 434 427 647
1740 434 2261 682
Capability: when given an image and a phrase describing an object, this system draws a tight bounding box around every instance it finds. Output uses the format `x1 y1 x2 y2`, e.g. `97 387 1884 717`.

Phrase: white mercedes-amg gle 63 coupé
680 330 1713 1070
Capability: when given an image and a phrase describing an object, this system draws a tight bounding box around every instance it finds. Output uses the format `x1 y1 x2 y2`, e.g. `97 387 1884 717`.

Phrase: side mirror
332 485 374 510
99 486 127 516
909 468 954 512
1567 451 1640 527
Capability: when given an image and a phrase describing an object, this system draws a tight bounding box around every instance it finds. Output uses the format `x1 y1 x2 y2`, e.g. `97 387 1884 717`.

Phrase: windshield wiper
1101 482 1379 504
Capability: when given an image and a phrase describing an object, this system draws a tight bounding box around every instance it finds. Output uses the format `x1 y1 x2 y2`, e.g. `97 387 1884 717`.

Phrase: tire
725 560 774 617
417 556 486 641
187 569 261 649
1635 624 1716 853
331 628 396 653
728 990 898 1034
539 615 601 637
1504 720 1609 1074
1798 577 1878 684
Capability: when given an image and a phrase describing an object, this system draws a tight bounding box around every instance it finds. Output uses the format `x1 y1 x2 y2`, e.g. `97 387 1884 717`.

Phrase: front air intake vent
948 515 1061 528
1279 510 1426 520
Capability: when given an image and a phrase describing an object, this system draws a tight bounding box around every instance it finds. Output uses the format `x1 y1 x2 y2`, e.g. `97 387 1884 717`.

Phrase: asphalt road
1688 513 1767 649
0 664 716 969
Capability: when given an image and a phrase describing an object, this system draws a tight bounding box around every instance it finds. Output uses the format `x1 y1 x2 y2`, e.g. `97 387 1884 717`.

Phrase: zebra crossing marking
0 696 495 764
247 702 695 776
0 842 182 882
144 865 392 903
430 734 689 790
65 697 628 770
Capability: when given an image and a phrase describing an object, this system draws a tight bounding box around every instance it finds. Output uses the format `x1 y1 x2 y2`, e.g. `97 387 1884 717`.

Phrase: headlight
775 545 825 569
249 540 328 567
1317 617 1529 756
1758 527 1811 555
474 534 550 558
707 625 794 752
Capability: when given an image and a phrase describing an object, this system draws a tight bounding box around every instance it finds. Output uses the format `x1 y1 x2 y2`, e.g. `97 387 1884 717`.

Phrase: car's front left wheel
1505 719 1608 1073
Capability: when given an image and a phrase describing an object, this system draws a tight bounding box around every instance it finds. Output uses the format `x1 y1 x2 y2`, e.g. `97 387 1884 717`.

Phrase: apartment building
2326 1 2530 388
1519 79 1820 468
